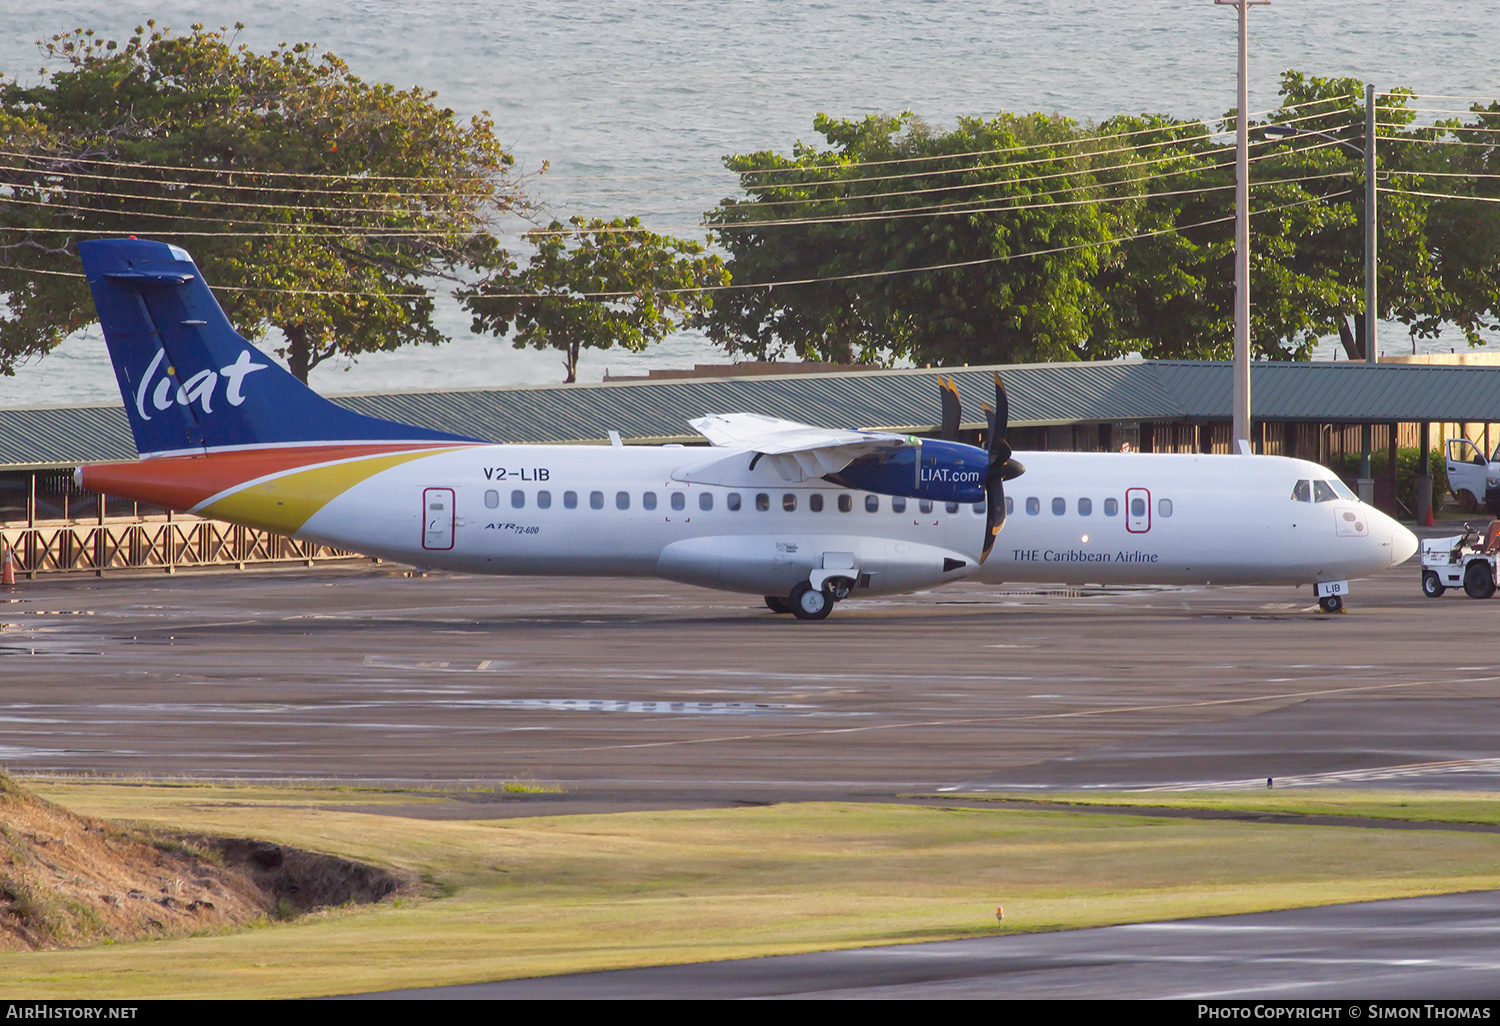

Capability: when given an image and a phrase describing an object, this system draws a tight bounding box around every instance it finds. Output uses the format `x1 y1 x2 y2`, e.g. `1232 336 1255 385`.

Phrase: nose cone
1390 519 1419 567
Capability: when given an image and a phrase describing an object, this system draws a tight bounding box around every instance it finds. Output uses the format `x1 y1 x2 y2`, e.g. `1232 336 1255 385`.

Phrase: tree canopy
462 216 727 384
705 74 1500 366
0 23 524 380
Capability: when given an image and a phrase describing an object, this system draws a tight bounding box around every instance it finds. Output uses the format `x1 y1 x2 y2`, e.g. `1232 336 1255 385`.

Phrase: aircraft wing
687 412 915 480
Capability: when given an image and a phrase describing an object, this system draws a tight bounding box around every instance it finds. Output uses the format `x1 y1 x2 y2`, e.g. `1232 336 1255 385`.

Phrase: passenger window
670 492 686 511
537 490 552 509
1104 498 1119 517
1313 480 1338 503
484 489 499 509
590 491 604 510
946 501 960 514
700 492 714 511
511 489 525 509
920 499 934 514
892 496 906 513
1051 497 1065 515
1159 498 1173 517
643 492 657 511
838 494 852 513
1026 497 1040 515
727 492 742 511
1004 496 1013 516
809 493 824 512
1292 480 1312 503
564 491 578 509
973 498 985 514
1078 497 1092 516
616 491 630 510
755 493 770 512
1131 496 1146 517
866 495 880 513
783 493 797 512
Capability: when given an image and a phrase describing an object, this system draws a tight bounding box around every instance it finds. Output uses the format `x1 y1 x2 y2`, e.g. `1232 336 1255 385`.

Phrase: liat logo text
135 349 268 420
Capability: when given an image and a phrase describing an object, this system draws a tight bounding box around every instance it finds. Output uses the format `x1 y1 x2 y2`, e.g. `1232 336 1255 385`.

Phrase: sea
1 0 1498 407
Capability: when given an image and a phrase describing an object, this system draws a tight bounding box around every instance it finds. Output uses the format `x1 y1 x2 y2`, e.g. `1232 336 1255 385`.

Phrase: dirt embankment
0 776 413 951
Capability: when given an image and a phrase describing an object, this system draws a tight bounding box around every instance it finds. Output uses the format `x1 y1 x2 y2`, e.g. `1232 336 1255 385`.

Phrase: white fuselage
293 444 1416 598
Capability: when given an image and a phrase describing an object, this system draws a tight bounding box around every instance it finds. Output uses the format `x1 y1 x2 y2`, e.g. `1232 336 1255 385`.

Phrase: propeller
978 373 1025 563
939 376 962 442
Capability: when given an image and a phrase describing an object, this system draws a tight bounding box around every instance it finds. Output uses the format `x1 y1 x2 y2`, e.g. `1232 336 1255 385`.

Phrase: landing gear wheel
764 595 792 614
1464 561 1496 599
1318 594 1344 614
1422 570 1446 598
788 581 833 621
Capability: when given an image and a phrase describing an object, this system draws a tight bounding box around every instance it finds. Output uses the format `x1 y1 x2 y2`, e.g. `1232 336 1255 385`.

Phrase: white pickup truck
1445 438 1500 515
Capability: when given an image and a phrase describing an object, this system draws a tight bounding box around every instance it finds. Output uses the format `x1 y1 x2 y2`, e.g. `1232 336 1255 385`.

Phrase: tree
704 75 1500 368
462 216 728 384
705 112 1121 367
0 23 524 380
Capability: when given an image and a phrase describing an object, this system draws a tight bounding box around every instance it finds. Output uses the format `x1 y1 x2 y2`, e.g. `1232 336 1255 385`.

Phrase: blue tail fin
77 238 478 457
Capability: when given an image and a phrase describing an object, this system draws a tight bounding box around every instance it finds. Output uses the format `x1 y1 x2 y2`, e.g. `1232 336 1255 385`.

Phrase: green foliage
1328 448 1449 512
463 216 728 383
706 112 1120 366
0 23 523 379
706 73 1500 367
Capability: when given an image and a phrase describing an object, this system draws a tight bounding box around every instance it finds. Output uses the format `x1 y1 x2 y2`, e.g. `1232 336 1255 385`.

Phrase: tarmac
1 557 1496 800
4 554 1499 998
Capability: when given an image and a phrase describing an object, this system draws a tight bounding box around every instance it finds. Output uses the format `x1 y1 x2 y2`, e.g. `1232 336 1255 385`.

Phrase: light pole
1263 82 1379 497
1217 0 1269 452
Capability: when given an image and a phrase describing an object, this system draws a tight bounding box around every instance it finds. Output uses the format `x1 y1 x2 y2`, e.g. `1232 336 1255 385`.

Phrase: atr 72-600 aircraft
74 238 1417 619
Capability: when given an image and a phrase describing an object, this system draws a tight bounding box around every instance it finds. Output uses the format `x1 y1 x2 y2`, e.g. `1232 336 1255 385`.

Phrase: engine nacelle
827 439 988 503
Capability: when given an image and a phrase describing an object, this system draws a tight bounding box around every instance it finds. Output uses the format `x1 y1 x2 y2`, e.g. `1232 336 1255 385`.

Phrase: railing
0 515 361 577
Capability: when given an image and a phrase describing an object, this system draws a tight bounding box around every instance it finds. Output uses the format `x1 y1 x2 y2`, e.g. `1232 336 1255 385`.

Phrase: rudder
77 238 476 457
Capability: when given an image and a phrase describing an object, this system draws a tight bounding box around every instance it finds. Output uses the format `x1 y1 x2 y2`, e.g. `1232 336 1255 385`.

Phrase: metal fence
0 515 360 577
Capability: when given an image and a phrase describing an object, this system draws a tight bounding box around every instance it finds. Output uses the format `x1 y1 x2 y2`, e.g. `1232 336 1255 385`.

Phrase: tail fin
77 238 477 457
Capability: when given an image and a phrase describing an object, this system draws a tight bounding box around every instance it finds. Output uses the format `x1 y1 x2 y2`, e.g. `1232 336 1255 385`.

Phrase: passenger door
423 487 455 550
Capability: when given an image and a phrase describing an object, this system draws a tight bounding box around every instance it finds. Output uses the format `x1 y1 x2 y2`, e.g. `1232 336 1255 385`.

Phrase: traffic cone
1426 504 1435 527
2 545 14 587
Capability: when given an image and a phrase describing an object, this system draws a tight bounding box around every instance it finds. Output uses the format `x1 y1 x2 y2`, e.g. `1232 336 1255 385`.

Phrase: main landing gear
767 575 857 621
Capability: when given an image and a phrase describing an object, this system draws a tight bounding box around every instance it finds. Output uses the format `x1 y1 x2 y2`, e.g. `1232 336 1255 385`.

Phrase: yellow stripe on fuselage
200 448 455 535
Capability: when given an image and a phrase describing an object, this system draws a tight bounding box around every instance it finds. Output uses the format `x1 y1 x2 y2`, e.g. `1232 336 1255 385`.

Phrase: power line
562 103 1365 199
0 167 1351 241
546 93 1361 182
0 136 1348 235
1379 187 1500 204
0 192 1347 299
0 147 506 186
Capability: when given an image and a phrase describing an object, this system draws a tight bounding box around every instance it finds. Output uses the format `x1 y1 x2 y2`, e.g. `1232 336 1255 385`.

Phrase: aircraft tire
788 581 833 621
1318 594 1344 614
1464 561 1496 599
1422 571 1446 598
764 595 792 614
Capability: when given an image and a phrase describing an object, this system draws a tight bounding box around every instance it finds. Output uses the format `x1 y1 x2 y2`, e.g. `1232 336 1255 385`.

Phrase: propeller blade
987 372 1012 466
981 477 1005 563
938 376 961 442
980 374 1021 564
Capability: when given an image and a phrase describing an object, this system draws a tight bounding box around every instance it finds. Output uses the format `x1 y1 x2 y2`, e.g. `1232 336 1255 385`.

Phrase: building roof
4 358 1500 469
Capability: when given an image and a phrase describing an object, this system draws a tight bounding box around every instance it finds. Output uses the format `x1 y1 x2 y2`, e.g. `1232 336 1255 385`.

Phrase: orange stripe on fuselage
79 443 471 512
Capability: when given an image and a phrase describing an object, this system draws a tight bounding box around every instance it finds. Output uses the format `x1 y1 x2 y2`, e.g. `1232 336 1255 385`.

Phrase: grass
4 781 1500 998
939 790 1500 825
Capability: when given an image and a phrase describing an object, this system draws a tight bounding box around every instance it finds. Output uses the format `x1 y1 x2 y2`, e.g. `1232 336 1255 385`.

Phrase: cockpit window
1291 480 1312 503
1313 480 1338 503
1328 478 1357 500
